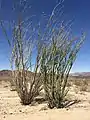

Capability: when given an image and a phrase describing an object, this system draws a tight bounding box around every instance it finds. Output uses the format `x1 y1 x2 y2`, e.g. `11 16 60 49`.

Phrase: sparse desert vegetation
1 0 85 108
1 72 90 120
0 0 89 120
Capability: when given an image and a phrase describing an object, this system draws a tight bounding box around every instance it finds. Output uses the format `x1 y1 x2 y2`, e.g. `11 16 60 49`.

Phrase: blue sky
0 0 90 72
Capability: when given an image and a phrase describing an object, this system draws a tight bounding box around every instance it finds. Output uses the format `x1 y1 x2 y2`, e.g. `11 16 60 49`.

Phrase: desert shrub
0 0 43 105
79 79 88 92
40 3 85 108
82 79 88 86
10 22 43 104
73 78 89 92
74 79 81 86
80 84 87 92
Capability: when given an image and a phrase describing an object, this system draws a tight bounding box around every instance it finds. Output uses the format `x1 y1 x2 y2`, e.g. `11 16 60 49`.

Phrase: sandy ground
0 81 90 120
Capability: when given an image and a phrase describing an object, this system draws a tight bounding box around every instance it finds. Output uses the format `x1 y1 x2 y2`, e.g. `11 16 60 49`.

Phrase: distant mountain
0 70 12 77
70 72 90 77
0 70 90 78
0 70 34 78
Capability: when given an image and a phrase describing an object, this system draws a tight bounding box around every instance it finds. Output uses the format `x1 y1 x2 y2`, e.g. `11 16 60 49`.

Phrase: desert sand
0 80 90 120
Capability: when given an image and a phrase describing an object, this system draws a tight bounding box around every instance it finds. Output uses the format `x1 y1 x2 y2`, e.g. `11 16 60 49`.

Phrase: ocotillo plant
10 21 42 105
40 2 85 108
0 0 43 105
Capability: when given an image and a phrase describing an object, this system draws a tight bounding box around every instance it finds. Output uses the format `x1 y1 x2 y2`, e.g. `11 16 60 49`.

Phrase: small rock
66 108 69 111
19 110 22 112
3 116 5 118
4 111 7 115
10 112 13 115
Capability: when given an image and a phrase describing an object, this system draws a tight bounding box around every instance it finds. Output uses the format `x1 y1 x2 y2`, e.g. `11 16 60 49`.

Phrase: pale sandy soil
0 81 90 120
